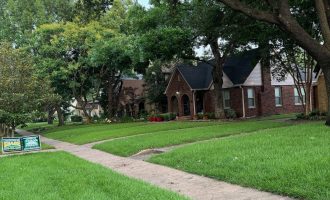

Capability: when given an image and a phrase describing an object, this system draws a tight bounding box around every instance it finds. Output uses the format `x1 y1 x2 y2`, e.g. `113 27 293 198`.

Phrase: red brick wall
203 91 215 113
228 87 243 117
166 67 305 118
272 86 304 114
166 70 194 117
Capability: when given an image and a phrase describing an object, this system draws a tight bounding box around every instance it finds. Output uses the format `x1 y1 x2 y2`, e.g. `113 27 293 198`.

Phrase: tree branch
217 0 280 24
315 0 330 47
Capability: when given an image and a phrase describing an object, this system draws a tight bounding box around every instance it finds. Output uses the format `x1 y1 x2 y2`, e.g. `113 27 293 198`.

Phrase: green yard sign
1 135 42 153
21 136 41 151
1 137 22 152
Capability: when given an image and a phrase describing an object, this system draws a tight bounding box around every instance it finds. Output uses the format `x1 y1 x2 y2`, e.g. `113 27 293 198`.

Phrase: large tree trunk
47 108 55 125
322 64 330 125
209 40 226 119
106 76 123 119
55 105 65 126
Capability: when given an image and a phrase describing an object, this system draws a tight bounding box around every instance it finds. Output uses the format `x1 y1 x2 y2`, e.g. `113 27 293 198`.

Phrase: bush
296 110 327 120
148 113 176 122
204 112 216 119
296 113 306 120
120 116 134 123
71 115 83 122
197 113 204 120
225 109 237 119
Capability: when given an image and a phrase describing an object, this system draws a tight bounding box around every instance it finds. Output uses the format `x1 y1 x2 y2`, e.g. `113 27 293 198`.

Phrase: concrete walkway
16 129 293 200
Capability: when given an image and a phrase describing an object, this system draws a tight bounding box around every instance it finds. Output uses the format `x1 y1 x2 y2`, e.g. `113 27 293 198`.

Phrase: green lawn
23 122 58 131
93 120 289 157
149 122 330 200
41 121 218 145
0 152 187 200
254 113 297 120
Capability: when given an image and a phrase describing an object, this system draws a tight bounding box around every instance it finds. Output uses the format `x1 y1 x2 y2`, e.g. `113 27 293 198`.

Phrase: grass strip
42 121 219 145
0 151 187 200
94 120 289 157
149 122 330 200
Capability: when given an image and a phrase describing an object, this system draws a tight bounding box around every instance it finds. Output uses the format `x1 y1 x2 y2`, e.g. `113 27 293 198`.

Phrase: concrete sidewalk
16 129 293 200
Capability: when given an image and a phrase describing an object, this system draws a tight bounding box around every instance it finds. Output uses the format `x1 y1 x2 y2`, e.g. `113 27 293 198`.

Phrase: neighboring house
165 49 318 118
314 68 329 112
118 79 152 117
70 100 103 117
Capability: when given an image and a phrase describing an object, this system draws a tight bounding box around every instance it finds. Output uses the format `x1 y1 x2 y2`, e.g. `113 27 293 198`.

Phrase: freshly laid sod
42 121 218 144
149 122 330 200
0 152 187 200
94 120 289 156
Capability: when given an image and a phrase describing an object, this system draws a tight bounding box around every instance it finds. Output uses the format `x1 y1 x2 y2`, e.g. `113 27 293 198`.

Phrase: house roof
177 63 213 90
175 49 260 90
222 49 260 85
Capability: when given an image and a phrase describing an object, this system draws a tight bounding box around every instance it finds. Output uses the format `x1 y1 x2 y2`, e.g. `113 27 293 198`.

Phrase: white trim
223 90 231 109
274 87 283 107
241 86 246 118
247 88 256 108
192 91 196 116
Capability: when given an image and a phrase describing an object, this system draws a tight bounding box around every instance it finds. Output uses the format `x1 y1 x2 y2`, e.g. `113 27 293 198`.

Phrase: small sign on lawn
1 137 22 153
1 135 41 153
21 136 41 151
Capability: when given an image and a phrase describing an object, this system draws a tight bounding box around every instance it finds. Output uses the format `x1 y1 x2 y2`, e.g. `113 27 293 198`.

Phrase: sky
137 0 151 8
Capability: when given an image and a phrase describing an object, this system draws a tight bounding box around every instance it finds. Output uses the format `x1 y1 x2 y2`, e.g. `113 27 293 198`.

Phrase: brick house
313 67 329 113
165 49 318 118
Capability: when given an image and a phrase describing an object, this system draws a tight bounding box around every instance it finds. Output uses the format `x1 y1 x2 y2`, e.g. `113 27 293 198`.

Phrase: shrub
119 116 135 123
71 115 83 122
296 110 327 120
197 113 204 120
225 109 237 119
204 112 216 119
148 113 176 122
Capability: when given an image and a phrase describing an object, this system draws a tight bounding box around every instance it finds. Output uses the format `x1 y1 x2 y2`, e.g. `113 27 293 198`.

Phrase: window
275 87 282 106
294 87 306 105
223 90 230 109
247 88 255 108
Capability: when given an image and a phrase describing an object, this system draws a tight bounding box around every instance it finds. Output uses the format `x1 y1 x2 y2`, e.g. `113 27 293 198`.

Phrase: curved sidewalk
16 129 293 200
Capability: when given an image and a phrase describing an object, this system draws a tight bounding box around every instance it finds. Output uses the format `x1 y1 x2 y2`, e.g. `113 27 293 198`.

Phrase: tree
271 42 316 115
144 60 178 112
32 22 113 123
0 43 45 136
139 0 267 118
74 0 113 23
89 36 133 118
0 0 75 46
217 0 330 125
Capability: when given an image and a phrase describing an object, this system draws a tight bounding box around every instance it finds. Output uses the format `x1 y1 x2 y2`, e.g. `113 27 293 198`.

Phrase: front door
182 95 191 116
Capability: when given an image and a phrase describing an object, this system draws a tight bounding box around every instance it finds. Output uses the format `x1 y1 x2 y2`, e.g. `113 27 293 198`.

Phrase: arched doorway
171 96 179 114
182 95 191 116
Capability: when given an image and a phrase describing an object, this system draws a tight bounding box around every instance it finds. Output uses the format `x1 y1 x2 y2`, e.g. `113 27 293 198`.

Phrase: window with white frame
247 88 255 108
294 87 305 105
275 87 282 106
223 90 230 109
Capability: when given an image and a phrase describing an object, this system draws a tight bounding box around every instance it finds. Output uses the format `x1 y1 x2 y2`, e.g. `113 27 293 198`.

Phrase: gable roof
177 63 213 90
172 49 260 90
222 49 260 85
